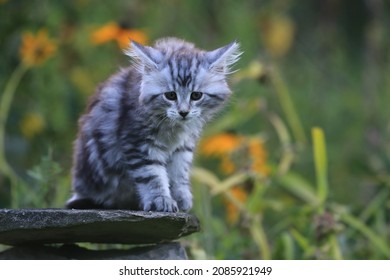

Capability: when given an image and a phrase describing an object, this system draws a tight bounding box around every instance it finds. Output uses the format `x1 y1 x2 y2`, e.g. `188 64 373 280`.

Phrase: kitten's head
125 37 242 124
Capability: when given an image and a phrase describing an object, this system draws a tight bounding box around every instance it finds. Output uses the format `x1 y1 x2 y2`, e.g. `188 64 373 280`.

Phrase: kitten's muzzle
179 111 189 118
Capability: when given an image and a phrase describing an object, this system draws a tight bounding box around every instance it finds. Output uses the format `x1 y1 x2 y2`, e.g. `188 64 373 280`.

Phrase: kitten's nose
179 111 189 118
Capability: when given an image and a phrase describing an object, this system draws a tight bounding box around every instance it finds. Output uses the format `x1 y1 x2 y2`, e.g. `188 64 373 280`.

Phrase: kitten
66 37 241 212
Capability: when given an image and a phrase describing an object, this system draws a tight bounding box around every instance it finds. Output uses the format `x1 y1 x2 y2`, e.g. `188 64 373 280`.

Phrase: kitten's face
163 89 205 122
144 61 231 124
126 38 241 125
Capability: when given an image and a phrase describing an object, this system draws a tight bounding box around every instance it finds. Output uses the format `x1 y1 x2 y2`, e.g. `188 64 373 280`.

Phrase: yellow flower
20 112 45 139
19 29 57 67
91 22 148 49
201 133 243 157
261 14 295 57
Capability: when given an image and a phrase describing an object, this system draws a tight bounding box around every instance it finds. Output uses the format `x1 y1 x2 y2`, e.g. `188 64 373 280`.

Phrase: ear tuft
124 41 163 72
206 41 242 74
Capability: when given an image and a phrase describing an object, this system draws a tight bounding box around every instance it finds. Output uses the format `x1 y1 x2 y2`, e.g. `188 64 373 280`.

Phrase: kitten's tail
65 194 105 209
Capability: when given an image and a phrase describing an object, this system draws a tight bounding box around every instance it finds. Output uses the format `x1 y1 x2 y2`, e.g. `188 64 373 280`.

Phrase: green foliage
11 148 69 208
1 0 390 260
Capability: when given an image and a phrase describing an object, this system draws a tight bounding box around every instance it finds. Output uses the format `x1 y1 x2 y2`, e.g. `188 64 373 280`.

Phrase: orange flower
225 186 248 224
91 22 148 49
19 29 57 67
248 138 269 176
201 133 270 176
201 133 243 157
221 154 236 174
91 22 118 45
116 29 148 49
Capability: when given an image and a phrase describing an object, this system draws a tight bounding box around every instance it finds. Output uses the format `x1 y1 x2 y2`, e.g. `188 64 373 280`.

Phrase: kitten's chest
149 123 197 160
159 125 193 151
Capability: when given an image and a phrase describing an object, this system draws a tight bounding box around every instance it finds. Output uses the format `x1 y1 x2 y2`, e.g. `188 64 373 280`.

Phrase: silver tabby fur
66 37 241 212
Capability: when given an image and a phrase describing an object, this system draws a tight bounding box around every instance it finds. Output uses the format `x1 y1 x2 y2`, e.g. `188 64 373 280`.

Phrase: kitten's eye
191 91 203 101
164 91 177 101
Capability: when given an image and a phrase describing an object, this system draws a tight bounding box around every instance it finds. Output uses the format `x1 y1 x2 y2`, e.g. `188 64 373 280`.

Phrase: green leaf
290 228 316 257
281 232 295 260
191 167 221 191
250 216 271 260
312 127 329 208
360 188 390 222
277 172 320 207
338 210 390 259
247 179 266 213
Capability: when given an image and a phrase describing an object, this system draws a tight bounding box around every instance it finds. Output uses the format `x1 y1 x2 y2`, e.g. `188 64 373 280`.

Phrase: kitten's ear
125 41 163 70
206 41 242 74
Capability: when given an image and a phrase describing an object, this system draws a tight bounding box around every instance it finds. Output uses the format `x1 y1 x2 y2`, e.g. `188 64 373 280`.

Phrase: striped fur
66 37 241 212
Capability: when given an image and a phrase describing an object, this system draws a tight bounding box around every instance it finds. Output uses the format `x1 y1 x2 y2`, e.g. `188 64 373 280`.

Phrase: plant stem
268 113 295 175
270 67 307 145
312 127 329 211
329 235 343 260
250 215 271 260
0 63 28 185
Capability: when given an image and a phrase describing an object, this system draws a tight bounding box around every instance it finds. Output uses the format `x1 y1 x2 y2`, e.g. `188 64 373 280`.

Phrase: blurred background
1 0 390 259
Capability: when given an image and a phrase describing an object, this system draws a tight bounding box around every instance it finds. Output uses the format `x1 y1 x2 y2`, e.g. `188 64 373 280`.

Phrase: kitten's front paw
172 189 193 212
143 196 179 212
176 196 193 212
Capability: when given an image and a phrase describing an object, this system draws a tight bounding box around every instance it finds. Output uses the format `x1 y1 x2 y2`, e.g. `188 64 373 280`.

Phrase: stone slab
0 242 187 260
0 209 200 246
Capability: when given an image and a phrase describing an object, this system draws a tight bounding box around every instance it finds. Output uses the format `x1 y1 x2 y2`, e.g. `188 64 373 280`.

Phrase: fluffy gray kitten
66 37 241 212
